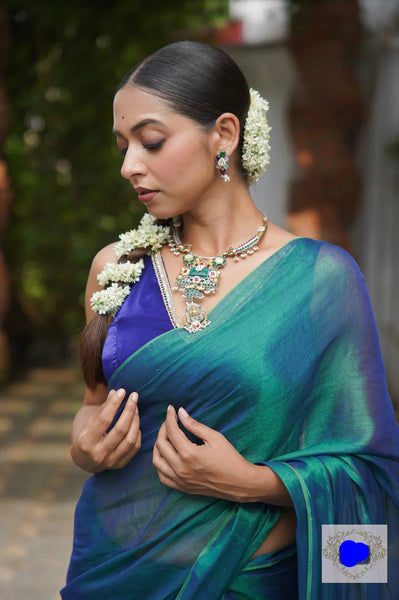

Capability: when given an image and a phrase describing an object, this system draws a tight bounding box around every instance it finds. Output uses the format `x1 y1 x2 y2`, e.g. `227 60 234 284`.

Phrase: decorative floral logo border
322 528 387 581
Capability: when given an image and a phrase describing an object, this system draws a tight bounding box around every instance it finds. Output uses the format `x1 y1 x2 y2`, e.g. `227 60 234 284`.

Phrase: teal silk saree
62 239 399 599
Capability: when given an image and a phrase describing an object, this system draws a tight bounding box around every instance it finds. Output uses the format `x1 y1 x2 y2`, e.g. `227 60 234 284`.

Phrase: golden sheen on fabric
62 239 399 599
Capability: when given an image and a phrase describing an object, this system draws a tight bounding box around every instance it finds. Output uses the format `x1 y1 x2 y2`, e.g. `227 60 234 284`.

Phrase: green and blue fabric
62 239 399 599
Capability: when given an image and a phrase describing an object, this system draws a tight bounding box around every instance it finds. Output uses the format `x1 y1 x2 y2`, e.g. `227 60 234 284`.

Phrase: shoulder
300 240 371 325
281 237 367 301
84 242 119 322
90 242 119 276
266 223 364 285
310 240 364 285
281 234 362 277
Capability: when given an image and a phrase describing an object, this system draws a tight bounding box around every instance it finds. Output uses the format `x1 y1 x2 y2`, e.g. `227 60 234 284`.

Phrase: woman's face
113 85 218 220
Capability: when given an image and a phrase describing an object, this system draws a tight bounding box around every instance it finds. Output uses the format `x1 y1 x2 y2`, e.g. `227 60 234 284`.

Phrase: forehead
113 85 175 124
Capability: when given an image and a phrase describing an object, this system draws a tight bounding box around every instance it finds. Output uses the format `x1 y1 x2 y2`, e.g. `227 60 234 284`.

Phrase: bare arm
70 244 141 473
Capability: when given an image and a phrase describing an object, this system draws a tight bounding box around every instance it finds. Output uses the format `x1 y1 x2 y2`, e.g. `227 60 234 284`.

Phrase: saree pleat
223 542 298 599
62 239 399 599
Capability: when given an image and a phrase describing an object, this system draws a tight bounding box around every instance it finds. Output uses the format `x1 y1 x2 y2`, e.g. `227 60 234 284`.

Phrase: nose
120 147 147 181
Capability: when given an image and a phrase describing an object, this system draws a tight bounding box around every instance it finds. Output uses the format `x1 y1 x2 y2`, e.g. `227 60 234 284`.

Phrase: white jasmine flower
97 259 145 286
114 213 170 258
90 283 131 317
90 214 171 317
242 89 271 185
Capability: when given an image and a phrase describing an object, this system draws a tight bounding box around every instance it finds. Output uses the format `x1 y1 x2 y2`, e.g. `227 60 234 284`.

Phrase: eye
143 140 164 152
119 147 127 157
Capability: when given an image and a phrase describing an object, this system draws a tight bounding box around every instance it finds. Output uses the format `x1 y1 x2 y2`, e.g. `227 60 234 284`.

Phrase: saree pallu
62 239 399 599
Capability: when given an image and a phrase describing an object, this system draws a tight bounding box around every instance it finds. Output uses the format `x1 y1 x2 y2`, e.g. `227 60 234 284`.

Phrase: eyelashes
143 141 164 151
119 140 164 156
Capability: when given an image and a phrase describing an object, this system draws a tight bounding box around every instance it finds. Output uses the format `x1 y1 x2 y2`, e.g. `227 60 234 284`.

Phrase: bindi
122 116 124 119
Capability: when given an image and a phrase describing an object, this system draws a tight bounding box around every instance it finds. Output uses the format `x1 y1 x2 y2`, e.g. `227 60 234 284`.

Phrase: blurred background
0 1 398 598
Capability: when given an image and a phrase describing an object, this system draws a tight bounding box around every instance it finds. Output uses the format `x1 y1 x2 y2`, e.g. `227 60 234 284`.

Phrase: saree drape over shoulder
62 239 399 599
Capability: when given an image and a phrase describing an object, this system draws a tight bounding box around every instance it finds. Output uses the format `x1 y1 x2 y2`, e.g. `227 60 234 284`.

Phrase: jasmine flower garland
90 283 132 317
242 89 271 185
97 260 145 287
90 214 171 317
114 213 170 258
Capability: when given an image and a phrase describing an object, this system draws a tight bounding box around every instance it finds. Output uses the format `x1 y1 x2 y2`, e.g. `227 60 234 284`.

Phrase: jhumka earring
215 150 230 182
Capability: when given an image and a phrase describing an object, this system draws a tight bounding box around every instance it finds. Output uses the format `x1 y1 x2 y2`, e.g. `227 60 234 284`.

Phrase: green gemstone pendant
169 214 269 333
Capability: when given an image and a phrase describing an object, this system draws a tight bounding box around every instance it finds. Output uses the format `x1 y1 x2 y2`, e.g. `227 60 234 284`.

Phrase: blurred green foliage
3 0 228 360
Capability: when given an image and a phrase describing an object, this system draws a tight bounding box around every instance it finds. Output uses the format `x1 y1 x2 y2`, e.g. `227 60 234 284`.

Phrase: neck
179 188 264 257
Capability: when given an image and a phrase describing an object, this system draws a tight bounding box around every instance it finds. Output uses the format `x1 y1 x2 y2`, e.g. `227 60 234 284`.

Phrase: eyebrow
112 118 164 136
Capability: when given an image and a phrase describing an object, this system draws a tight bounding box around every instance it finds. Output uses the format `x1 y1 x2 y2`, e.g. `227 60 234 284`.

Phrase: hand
72 389 141 472
152 405 256 502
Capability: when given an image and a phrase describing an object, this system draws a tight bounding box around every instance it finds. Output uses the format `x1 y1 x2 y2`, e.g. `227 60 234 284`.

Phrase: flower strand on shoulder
114 213 171 258
242 89 271 185
97 260 145 286
90 283 131 317
90 214 171 317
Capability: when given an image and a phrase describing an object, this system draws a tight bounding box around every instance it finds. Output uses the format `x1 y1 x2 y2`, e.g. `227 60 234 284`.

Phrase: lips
134 187 159 203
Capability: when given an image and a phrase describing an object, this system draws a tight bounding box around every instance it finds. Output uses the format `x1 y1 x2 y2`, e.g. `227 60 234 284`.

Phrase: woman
62 41 399 599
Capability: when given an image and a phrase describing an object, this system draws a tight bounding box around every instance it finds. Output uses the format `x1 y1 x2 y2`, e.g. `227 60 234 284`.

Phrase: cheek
158 138 212 182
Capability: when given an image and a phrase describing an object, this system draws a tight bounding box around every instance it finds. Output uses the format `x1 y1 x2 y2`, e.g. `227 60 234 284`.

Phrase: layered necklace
168 215 268 333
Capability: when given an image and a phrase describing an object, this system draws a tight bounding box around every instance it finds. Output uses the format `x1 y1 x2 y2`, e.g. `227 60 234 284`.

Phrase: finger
154 470 180 491
105 400 141 467
83 389 127 442
94 388 127 435
110 428 142 469
165 405 193 454
102 392 138 451
153 440 181 481
177 407 216 445
154 424 184 473
124 402 141 446
157 421 169 443
154 421 180 465
153 446 204 494
110 402 141 458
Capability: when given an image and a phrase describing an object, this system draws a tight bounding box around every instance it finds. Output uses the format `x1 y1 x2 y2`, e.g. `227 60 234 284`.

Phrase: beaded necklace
168 215 268 333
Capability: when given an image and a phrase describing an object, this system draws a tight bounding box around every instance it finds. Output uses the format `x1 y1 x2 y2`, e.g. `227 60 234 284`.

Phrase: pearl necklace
168 215 268 333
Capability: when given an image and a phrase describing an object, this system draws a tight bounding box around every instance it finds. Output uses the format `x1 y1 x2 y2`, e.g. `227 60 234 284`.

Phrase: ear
212 112 240 155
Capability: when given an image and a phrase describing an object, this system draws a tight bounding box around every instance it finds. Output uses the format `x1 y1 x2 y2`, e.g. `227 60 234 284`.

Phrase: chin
147 207 180 221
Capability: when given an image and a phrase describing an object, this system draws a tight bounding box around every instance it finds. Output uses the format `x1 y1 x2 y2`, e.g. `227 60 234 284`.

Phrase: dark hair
118 40 250 181
79 221 171 389
80 42 250 390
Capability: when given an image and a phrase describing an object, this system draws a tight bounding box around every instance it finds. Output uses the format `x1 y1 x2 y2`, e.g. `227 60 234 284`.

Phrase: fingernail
178 407 189 418
117 389 125 399
167 404 173 412
129 392 138 402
